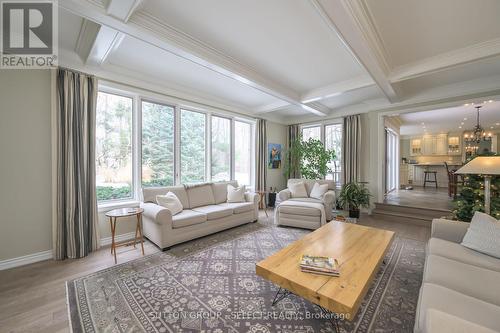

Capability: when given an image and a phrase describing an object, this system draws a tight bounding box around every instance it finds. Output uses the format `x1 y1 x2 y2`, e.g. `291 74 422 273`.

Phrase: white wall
266 121 287 191
0 70 53 260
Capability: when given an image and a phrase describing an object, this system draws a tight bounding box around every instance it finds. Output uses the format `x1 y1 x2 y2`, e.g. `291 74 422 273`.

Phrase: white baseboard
0 231 139 271
99 231 137 246
0 250 53 271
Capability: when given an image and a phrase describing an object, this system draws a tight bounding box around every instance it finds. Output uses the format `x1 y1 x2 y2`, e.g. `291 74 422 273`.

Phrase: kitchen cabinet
413 134 449 156
410 138 422 156
448 136 461 155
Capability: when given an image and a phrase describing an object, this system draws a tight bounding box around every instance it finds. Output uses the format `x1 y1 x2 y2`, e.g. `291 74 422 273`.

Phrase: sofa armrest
431 218 469 243
323 190 335 205
277 189 291 203
245 192 259 204
141 202 172 226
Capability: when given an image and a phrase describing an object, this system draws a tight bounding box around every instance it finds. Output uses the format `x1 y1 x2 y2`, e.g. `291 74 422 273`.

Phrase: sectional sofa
415 218 500 333
141 181 259 250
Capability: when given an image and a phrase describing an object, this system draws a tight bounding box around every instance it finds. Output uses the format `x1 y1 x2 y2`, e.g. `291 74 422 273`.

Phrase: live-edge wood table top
256 221 395 320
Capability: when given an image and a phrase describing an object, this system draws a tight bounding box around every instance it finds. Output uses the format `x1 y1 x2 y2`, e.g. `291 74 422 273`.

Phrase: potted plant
284 136 336 179
338 182 371 218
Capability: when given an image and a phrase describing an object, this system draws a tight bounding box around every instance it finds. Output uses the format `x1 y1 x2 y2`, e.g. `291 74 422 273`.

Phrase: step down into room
372 203 452 227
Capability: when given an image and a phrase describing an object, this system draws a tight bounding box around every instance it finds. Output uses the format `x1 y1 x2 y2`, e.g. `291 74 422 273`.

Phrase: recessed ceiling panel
365 0 500 66
137 0 367 92
106 36 284 110
59 9 84 52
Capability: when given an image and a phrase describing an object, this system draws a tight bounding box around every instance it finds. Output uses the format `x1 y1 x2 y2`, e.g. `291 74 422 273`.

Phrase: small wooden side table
105 207 145 264
256 191 269 217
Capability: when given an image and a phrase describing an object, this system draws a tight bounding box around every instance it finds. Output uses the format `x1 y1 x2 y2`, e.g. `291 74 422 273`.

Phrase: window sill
98 200 140 213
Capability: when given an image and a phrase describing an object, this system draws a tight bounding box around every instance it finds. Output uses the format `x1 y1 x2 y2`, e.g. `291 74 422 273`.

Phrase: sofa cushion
171 210 207 229
192 205 233 220
287 179 335 196
461 211 500 259
186 184 216 208
227 184 246 203
415 283 500 333
289 182 308 198
156 192 183 215
425 309 498 333
423 254 500 306
279 201 322 216
427 238 500 272
288 197 323 204
310 182 329 200
220 202 254 214
212 180 238 204
143 186 189 208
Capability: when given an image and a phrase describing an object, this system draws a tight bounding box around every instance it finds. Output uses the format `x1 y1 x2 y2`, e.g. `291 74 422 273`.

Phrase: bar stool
423 170 438 188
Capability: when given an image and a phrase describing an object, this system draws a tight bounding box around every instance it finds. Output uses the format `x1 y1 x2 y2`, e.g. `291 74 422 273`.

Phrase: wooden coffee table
256 221 394 330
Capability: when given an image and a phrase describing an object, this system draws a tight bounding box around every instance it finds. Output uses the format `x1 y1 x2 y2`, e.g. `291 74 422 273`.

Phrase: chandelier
463 106 492 149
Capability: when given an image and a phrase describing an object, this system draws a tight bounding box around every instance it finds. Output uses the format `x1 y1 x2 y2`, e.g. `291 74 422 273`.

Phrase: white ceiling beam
61 0 327 117
255 100 291 114
105 0 143 22
301 75 374 103
389 38 500 82
74 0 142 66
311 0 399 103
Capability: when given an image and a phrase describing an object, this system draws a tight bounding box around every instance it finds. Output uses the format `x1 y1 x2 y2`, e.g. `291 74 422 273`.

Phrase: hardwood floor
0 211 430 333
383 186 453 211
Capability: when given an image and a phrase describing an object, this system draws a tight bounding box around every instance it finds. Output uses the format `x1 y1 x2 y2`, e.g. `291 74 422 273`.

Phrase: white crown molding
389 38 500 82
61 0 326 116
0 250 53 271
311 0 399 103
59 49 289 124
106 0 143 22
301 74 375 103
75 19 100 62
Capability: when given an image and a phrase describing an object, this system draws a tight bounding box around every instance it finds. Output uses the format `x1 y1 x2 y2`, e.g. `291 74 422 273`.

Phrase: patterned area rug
67 223 425 332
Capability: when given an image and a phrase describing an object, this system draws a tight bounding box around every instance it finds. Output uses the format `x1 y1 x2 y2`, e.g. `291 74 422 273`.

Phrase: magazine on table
300 255 340 276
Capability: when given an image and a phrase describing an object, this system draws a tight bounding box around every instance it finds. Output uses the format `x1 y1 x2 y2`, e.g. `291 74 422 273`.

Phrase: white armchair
276 179 336 229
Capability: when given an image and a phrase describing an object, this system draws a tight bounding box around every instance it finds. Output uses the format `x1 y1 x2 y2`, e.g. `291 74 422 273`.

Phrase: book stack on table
300 255 340 277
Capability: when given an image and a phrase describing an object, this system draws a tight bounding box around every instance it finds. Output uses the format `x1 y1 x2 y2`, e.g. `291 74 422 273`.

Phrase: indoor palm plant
338 182 371 218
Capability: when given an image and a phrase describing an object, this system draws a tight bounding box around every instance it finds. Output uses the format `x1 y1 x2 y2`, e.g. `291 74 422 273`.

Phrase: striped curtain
342 115 361 184
287 124 300 179
256 119 267 192
55 68 100 260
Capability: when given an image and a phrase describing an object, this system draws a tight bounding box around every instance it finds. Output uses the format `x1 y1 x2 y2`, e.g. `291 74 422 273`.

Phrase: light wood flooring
0 211 430 333
383 186 453 211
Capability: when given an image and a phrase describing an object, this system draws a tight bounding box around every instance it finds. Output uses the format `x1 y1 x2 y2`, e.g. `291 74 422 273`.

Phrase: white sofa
140 181 259 250
276 179 336 229
415 218 500 333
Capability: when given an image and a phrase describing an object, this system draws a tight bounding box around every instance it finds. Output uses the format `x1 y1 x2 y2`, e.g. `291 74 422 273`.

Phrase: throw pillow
289 181 308 198
310 182 329 200
227 184 246 203
156 192 183 216
461 211 500 259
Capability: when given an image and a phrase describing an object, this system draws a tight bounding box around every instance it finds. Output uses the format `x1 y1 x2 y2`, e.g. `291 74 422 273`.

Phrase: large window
211 116 231 181
325 124 342 182
302 126 321 141
141 101 174 187
235 121 252 186
181 109 206 183
95 86 256 203
96 92 133 201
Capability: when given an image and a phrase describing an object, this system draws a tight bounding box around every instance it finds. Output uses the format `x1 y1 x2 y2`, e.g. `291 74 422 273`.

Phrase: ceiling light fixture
463 105 492 151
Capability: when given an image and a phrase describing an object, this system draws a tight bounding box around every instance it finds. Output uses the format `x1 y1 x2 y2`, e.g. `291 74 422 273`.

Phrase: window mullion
174 105 181 185
206 113 212 182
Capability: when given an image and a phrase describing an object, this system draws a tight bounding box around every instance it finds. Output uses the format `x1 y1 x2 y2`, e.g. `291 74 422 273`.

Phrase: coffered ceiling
57 0 500 123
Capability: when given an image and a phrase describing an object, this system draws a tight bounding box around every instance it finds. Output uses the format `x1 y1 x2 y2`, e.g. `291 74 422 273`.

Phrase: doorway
385 127 398 194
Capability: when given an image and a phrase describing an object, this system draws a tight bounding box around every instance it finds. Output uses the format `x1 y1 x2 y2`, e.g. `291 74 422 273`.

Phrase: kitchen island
405 162 462 188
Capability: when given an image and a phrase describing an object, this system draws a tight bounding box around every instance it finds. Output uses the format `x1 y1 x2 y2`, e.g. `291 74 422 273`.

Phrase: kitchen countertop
407 163 462 166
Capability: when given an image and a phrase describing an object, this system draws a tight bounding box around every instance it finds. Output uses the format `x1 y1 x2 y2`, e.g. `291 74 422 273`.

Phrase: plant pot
349 209 360 219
